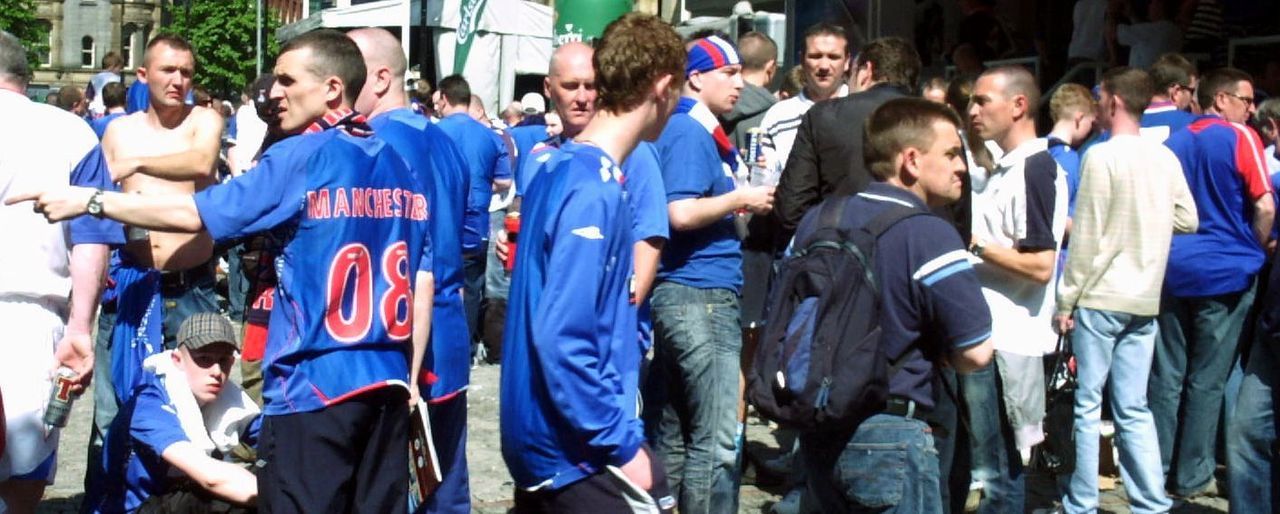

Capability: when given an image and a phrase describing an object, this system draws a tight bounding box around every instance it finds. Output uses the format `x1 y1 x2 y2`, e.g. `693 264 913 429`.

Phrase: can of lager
746 127 764 166
43 367 78 429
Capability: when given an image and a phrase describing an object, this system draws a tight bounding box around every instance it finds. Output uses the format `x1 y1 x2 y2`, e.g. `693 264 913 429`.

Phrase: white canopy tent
276 0 553 115
428 0 553 116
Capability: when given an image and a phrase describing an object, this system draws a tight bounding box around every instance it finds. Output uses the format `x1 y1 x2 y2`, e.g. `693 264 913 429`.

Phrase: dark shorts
258 387 409 514
137 484 256 514
513 445 676 514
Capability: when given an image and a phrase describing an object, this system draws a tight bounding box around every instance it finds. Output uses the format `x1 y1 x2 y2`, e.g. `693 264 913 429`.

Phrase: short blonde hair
1049 83 1096 123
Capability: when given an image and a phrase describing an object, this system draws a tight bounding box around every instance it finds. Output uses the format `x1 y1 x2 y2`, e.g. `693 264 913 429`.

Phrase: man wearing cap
88 312 261 513
648 34 774 514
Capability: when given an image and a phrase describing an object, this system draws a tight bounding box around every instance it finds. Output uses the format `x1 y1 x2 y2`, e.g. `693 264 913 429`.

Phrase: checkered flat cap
177 312 240 351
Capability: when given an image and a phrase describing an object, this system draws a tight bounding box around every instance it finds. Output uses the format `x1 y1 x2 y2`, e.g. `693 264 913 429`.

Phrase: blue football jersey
194 123 432 415
370 107 472 400
500 141 643 489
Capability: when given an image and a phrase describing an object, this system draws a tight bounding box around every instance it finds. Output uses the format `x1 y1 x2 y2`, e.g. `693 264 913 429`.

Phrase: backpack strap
817 195 849 230
855 202 930 385
795 195 854 251
861 204 927 240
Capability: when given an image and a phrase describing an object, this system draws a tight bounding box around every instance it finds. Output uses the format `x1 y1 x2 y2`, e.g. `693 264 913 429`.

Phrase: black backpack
747 196 923 432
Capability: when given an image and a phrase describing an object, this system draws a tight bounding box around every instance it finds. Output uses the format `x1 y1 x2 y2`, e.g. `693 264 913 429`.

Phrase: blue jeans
1064 308 1171 513
800 414 942 513
485 210 510 302
226 243 249 322
1227 333 1280 513
1151 284 1255 495
958 363 1025 513
82 302 117 513
648 282 742 514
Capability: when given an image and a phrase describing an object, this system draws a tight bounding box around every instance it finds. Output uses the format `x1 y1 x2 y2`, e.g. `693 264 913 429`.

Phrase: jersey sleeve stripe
912 249 972 281
918 260 974 287
1232 122 1273 196
954 330 992 349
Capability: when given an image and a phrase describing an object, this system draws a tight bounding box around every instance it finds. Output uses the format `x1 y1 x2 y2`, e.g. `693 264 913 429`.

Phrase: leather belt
883 397 930 420
160 263 214 289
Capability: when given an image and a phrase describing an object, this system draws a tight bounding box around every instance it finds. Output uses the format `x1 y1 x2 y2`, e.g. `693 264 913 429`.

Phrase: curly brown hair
594 13 685 114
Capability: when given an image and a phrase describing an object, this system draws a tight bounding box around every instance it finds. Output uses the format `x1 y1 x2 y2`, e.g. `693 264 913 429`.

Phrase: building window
122 25 136 68
81 36 95 68
38 21 52 67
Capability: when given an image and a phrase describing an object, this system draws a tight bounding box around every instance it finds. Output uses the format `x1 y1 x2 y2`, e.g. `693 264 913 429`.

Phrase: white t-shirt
970 138 1068 356
229 104 268 175
1266 144 1280 173
87 71 122 117
0 89 98 302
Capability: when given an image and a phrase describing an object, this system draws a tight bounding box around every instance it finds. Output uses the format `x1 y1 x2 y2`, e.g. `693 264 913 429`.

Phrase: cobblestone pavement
39 364 1228 513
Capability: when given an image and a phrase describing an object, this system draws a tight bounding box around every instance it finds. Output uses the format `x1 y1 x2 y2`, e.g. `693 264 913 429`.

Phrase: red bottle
504 212 521 272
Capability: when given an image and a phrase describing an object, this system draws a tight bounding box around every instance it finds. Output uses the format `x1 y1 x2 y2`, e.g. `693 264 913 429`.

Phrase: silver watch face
87 193 103 214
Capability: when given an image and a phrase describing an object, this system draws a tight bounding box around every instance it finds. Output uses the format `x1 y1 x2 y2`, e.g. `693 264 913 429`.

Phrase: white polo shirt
970 137 1068 356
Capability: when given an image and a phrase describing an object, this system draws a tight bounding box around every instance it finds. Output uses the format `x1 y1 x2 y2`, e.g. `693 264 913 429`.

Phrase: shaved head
980 65 1040 117
348 28 406 78
545 42 597 137
348 27 408 117
549 42 593 78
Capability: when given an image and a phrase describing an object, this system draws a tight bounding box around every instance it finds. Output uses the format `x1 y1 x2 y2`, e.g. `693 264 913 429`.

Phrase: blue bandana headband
686 36 742 77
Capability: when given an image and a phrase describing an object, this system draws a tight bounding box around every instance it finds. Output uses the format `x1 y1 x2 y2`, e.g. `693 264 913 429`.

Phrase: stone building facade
30 0 163 97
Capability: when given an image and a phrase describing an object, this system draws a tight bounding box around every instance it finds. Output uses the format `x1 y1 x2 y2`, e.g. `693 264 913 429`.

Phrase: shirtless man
98 33 224 421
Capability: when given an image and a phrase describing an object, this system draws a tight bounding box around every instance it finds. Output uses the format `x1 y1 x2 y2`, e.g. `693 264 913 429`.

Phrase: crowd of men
2 8 1280 514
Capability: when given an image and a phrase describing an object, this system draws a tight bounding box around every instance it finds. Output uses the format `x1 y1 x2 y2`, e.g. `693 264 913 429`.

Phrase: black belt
883 397 930 420
160 263 215 289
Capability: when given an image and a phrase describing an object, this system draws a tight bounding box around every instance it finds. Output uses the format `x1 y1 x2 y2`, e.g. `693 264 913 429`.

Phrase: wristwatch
969 240 986 258
86 189 105 218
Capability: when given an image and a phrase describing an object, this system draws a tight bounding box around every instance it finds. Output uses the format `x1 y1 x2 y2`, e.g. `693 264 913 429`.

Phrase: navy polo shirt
792 183 992 408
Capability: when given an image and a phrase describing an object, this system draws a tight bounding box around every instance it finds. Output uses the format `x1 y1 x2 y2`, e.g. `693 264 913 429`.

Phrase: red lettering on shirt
333 187 351 218
307 189 331 219
351 187 368 217
381 189 394 217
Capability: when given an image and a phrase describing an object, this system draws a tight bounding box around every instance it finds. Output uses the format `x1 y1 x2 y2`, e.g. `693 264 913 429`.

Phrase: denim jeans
1063 308 1171 514
485 210 510 302
82 302 117 513
1151 284 1255 495
225 243 249 322
958 363 1025 513
1227 332 1279 513
931 367 963 514
648 282 743 514
800 414 942 513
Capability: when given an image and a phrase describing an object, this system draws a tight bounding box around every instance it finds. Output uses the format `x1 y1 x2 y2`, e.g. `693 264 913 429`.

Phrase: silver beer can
43 367 78 428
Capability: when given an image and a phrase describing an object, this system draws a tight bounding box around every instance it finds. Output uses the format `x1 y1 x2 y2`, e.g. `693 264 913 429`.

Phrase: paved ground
38 364 1229 513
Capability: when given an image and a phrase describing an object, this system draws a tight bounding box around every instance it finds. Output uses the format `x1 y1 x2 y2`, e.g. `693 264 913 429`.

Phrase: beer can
746 127 764 165
43 367 78 429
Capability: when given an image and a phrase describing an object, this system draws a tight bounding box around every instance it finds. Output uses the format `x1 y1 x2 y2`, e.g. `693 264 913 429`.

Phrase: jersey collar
303 108 373 137
1144 100 1178 114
